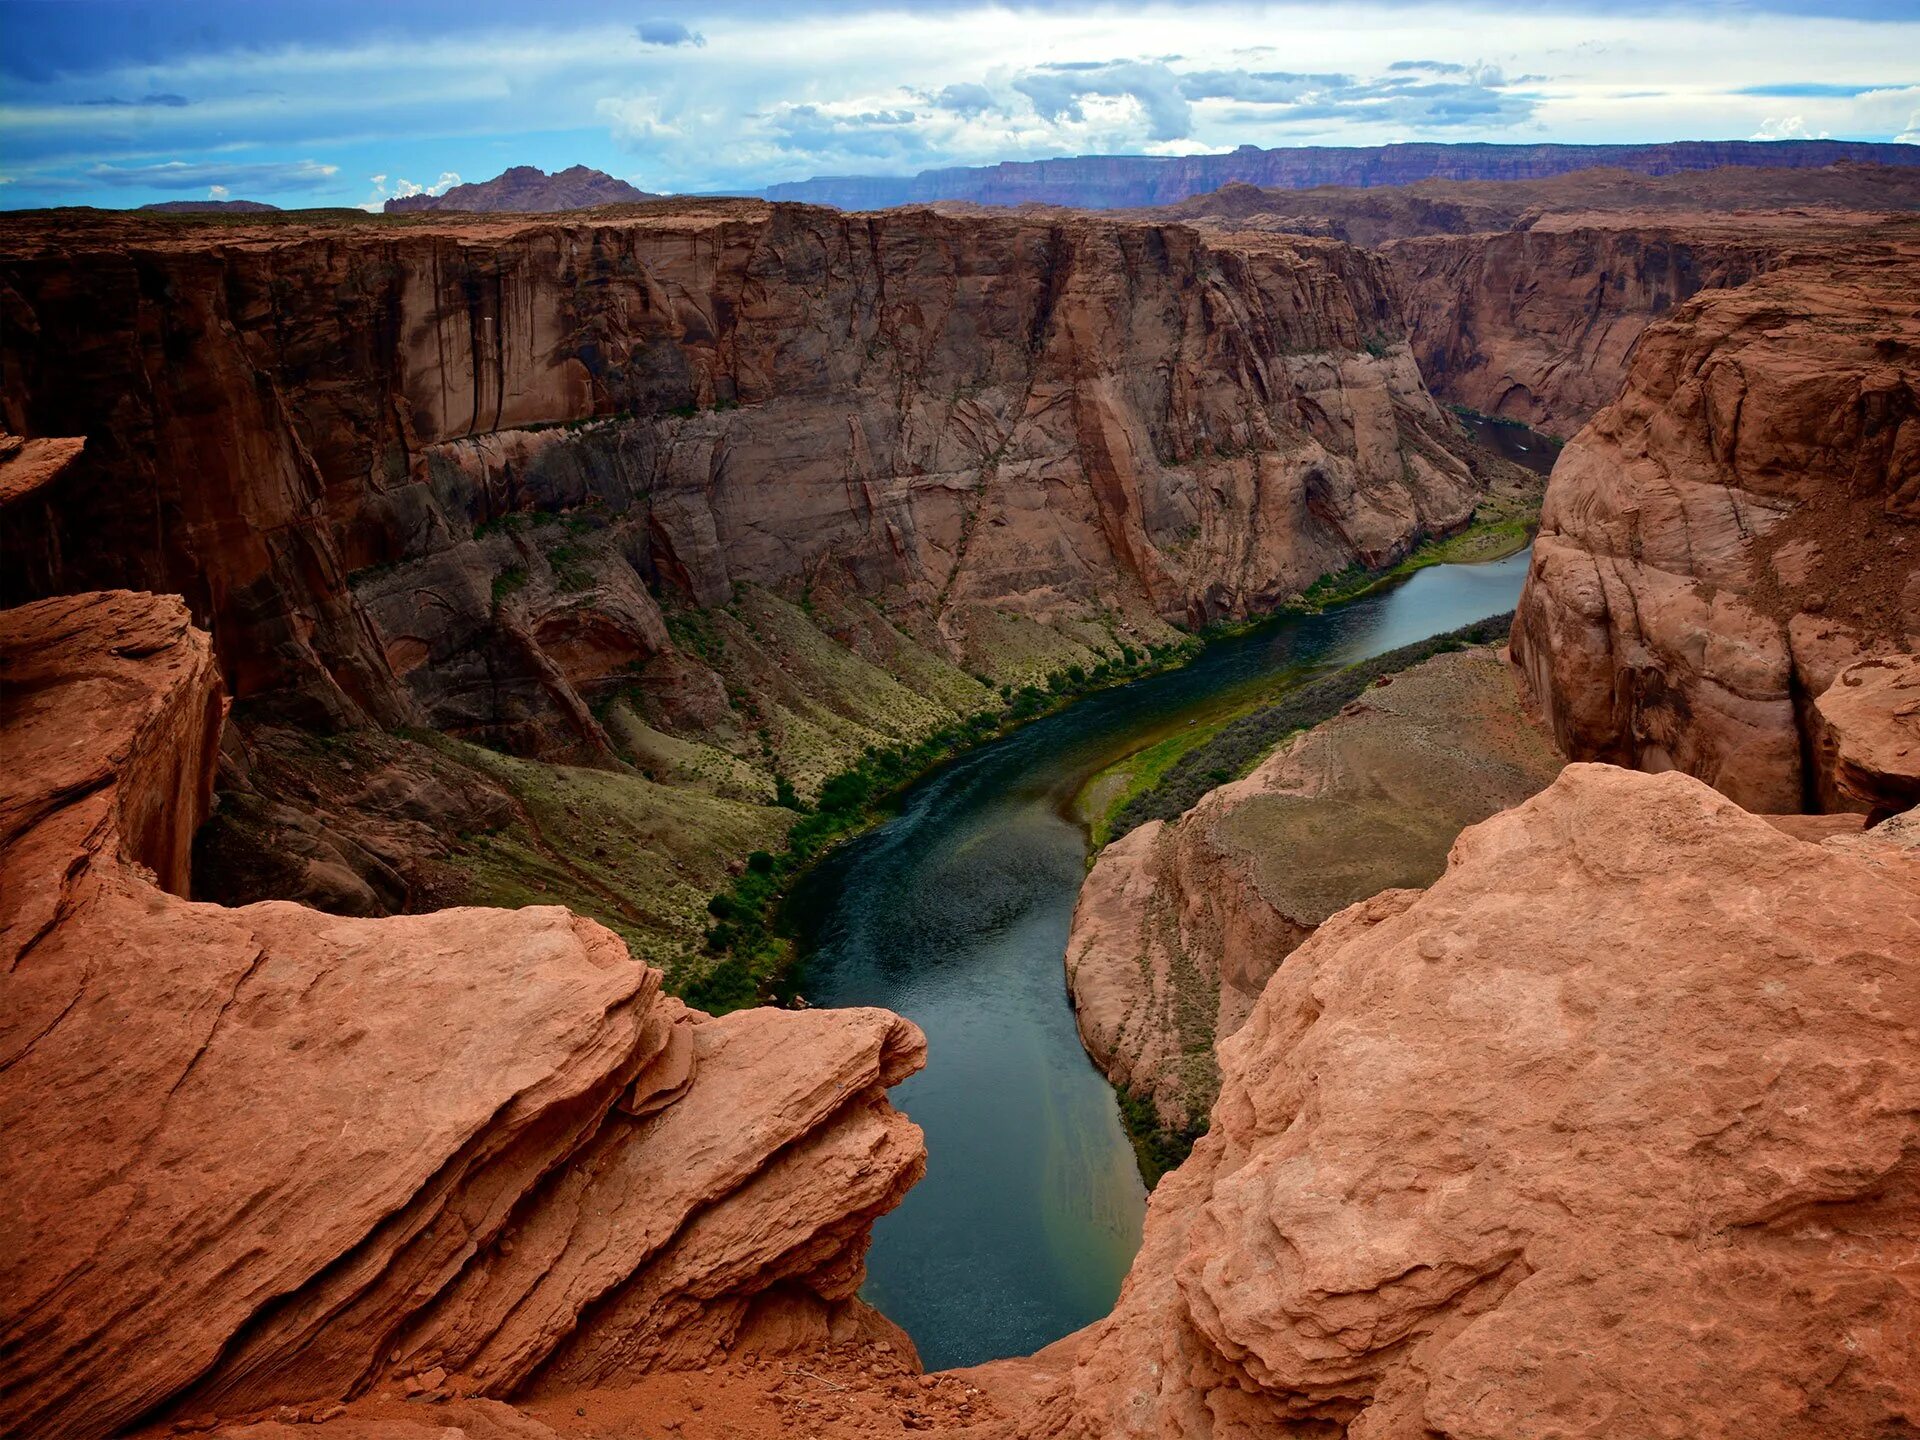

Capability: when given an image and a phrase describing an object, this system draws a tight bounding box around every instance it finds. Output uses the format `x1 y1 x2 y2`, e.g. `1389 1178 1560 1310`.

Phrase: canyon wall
1067 645 1563 1140
762 139 1920 211
1013 765 1920 1439
0 590 927 1439
1511 225 1920 811
0 203 1477 763
1384 216 1786 436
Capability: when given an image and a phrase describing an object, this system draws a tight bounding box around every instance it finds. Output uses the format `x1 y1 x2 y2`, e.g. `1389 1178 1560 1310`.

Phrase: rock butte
1 165 1919 1439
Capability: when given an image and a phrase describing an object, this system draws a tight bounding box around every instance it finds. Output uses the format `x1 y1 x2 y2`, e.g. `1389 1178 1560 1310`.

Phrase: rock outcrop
762 139 1920 211
1067 646 1563 1139
0 203 1478 764
1813 652 1920 820
385 166 654 214
0 590 926 1440
1026 764 1920 1439
1511 227 1920 812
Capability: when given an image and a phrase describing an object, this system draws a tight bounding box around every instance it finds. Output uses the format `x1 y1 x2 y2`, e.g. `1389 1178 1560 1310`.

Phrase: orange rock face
1024 765 1920 1439
1384 214 1788 437
1813 653 1920 819
1511 227 1920 812
1067 647 1563 1136
0 204 1477 753
0 591 925 1440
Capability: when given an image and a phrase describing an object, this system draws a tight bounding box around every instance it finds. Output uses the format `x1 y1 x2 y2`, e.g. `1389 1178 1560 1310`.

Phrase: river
783 508 1541 1372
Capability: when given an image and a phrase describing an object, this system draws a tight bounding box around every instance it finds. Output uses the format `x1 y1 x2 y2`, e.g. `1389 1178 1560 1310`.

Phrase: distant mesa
761 138 1920 210
137 199 281 213
384 164 656 213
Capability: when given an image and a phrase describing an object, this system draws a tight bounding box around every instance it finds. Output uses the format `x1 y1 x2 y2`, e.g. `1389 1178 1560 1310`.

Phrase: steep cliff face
0 204 1476 763
0 591 927 1439
1151 164 1920 250
1511 228 1920 812
1384 217 1788 436
1067 646 1562 1140
1019 765 1920 1440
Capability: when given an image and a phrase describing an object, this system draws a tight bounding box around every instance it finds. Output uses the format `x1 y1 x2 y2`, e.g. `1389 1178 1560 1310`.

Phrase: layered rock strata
0 204 1477 761
0 590 926 1440
762 139 1920 211
1511 230 1920 811
1067 646 1563 1137
1383 215 1788 436
1026 764 1920 1439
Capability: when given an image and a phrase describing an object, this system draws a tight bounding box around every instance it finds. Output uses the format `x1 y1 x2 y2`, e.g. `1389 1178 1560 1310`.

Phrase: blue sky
1 0 1915 209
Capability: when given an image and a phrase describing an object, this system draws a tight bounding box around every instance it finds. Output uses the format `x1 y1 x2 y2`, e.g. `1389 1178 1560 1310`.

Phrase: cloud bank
0 1 1912 208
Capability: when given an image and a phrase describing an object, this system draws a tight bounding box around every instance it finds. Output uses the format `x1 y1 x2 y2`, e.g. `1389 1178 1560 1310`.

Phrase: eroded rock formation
0 203 1478 762
1067 646 1563 1139
385 165 654 214
1025 765 1920 1439
1511 228 1920 811
0 591 926 1439
1384 216 1786 436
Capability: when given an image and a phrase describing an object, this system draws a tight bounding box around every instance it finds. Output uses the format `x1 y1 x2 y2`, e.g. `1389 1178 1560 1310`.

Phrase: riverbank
1076 626 1565 1187
705 441 1549 1010
693 634 1200 1010
1080 486 1542 851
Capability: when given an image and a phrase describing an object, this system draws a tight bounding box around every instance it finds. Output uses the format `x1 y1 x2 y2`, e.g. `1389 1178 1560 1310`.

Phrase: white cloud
1751 114 1830 139
208 183 229 199
80 158 338 191
6 5 1919 204
359 170 462 209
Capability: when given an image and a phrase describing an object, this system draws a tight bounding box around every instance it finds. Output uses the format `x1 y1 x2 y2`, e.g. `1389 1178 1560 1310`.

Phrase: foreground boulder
1512 229 1920 812
0 591 925 1439
1067 645 1562 1140
1813 652 1920 820
1022 764 1920 1438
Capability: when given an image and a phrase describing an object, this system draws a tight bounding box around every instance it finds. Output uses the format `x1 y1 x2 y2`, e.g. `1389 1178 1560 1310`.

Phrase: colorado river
783 544 1537 1369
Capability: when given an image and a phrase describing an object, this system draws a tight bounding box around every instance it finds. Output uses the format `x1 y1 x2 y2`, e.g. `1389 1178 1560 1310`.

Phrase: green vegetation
693 637 1199 1011
1114 1084 1207 1189
491 566 529 603
1107 612 1516 841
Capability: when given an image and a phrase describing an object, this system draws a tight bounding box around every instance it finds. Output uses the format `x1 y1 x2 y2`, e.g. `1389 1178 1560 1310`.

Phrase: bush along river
780 541 1539 1370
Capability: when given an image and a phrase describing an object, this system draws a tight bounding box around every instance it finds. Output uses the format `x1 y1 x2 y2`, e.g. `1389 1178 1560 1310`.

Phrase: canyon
2 157 1918 1440
0 200 1480 979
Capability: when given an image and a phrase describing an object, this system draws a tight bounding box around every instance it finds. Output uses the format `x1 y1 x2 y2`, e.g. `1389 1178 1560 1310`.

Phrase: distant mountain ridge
385 164 655 213
760 139 1920 210
138 199 281 213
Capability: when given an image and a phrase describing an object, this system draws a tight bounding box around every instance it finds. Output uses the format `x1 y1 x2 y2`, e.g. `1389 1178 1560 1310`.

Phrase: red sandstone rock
0 204 1478 755
1022 765 1920 1439
1813 653 1920 819
1068 647 1562 1135
1385 216 1786 436
1511 230 1920 812
0 591 925 1440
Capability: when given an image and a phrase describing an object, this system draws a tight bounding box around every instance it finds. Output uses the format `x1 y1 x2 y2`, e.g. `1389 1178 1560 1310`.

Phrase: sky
0 0 1916 210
